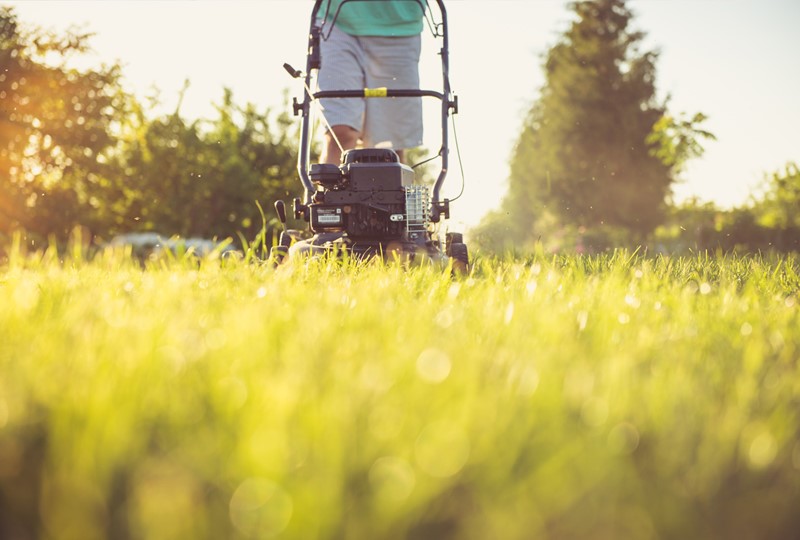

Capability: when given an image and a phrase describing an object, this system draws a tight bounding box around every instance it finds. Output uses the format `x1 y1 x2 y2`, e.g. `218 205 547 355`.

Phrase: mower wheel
445 232 463 255
450 242 469 275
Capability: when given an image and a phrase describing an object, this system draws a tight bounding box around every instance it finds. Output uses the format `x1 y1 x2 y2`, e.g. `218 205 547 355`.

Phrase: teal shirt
317 0 425 37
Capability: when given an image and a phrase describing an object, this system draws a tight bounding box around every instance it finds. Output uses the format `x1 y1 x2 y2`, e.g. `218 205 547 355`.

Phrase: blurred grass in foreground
1 244 799 539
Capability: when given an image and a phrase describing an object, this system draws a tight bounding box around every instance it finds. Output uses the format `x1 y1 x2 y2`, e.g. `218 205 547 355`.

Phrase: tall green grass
1 246 798 539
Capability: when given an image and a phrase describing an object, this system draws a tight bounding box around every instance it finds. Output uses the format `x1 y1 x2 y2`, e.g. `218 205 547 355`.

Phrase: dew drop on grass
416 348 451 384
434 308 453 328
448 283 461 299
508 366 539 397
11 278 39 312
608 422 640 455
504 302 514 325
229 478 293 538
526 280 537 296
624 294 641 309
618 313 631 325
748 432 777 469
577 311 588 331
699 282 712 295
369 456 416 505
769 330 785 352
256 286 267 298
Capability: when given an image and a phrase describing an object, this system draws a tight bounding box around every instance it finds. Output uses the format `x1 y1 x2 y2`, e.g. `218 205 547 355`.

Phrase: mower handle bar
314 89 445 100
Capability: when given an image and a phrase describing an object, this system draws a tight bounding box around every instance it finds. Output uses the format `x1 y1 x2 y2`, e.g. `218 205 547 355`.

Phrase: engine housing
308 149 423 241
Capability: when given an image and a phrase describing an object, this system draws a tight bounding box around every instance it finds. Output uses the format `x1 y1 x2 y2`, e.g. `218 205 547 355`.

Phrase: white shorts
317 23 423 150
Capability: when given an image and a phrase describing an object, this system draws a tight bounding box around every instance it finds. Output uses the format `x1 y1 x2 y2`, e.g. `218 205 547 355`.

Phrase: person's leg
322 129 403 164
321 124 360 165
361 34 423 159
317 23 366 164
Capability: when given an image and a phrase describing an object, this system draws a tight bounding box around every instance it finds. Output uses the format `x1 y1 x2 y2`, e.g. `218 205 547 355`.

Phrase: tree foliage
103 88 299 242
650 164 800 253
0 7 300 246
476 0 713 250
0 6 121 237
752 162 800 229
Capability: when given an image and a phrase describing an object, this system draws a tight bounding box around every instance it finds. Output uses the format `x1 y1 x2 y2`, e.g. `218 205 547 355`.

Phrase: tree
650 164 800 253
0 6 301 246
751 162 800 229
103 88 299 242
0 6 122 239
478 0 711 250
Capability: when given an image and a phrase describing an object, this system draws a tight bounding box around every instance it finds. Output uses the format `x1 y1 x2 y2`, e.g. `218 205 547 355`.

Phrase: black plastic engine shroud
308 149 415 240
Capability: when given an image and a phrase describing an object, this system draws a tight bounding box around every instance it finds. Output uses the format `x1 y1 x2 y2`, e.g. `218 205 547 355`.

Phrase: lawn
1 245 798 539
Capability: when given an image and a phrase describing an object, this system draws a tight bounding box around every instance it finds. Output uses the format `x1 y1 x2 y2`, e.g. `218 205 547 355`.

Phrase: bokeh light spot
416 348 451 384
369 456 416 506
608 422 640 455
748 432 776 469
229 478 293 539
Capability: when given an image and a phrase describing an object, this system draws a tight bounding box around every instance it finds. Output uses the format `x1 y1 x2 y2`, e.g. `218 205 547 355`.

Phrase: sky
7 0 800 230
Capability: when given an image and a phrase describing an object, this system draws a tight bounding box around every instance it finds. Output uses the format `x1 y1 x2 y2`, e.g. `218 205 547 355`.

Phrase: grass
1 244 799 539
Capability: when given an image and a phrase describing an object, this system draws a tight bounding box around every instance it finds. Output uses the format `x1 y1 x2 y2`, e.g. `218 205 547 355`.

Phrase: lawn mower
271 0 468 271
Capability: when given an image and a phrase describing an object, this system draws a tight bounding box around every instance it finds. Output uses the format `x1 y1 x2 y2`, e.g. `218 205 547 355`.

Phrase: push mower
271 0 468 272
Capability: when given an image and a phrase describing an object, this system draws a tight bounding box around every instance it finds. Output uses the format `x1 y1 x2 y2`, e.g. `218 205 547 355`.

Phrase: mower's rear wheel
450 242 469 276
445 232 463 255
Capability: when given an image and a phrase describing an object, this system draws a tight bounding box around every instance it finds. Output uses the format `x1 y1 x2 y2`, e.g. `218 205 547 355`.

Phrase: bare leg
321 125 407 164
321 125 360 165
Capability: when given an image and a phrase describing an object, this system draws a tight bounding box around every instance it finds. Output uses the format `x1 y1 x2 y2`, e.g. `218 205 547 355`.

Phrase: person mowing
316 0 425 165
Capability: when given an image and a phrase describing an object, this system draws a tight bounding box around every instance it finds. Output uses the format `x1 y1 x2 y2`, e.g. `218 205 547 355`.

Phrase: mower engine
304 148 429 243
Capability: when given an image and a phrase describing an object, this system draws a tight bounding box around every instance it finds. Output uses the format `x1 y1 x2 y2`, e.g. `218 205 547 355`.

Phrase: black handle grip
283 63 301 79
274 200 287 224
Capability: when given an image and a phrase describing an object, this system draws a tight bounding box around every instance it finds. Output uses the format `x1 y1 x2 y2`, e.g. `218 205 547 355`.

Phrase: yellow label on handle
364 87 388 98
